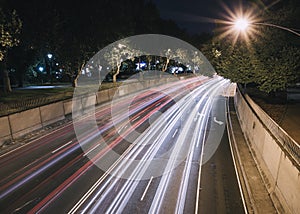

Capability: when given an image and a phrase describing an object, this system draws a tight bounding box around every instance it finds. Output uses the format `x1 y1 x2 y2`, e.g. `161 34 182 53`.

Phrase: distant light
234 18 249 31
118 43 126 49
38 66 44 72
47 53 53 59
55 63 59 66
136 62 147 70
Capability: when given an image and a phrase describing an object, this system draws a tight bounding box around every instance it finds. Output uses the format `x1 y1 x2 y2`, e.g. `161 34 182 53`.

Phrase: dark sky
152 0 240 34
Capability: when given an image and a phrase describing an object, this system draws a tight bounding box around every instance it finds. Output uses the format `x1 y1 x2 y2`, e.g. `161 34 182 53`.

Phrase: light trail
149 80 227 214
67 78 228 214
1 76 232 213
28 77 206 213
68 79 213 213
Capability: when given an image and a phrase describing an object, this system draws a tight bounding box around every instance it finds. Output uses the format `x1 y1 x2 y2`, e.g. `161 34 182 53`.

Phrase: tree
203 39 260 90
190 51 204 74
60 39 93 87
255 42 300 93
0 8 22 92
104 42 141 84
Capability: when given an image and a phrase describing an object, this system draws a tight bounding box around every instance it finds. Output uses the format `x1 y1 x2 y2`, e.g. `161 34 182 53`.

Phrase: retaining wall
235 89 300 213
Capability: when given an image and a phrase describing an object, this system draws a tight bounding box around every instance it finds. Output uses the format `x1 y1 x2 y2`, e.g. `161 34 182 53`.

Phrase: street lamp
233 17 300 37
47 53 53 83
38 66 44 72
234 18 249 31
47 53 53 59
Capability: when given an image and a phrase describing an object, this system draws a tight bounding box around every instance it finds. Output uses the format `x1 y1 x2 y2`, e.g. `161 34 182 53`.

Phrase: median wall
0 77 178 146
234 88 300 213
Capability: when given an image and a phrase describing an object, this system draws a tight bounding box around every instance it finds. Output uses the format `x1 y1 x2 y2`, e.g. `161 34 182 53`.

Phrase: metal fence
0 96 64 116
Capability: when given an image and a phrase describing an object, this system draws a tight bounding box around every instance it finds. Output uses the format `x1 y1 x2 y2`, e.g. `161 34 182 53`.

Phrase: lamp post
47 53 53 84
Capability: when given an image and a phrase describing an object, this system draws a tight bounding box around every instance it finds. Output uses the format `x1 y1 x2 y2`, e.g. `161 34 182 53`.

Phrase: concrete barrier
63 100 73 115
96 90 110 104
40 102 65 126
107 88 118 99
235 89 300 213
9 108 42 139
117 84 129 96
81 94 97 110
0 116 11 145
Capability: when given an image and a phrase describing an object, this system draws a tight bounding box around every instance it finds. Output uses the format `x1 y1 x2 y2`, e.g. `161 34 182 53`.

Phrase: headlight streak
1 78 197 213
0 87 166 194
149 80 228 214
74 83 206 214
112 80 227 214
27 77 204 213
68 79 215 214
175 81 228 214
68 78 228 214
31 84 188 213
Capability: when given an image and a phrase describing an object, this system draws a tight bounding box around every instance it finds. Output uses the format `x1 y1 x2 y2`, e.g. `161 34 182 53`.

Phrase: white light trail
68 77 229 214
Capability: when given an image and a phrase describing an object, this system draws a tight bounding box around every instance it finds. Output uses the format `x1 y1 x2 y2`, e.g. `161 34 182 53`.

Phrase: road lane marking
83 144 100 157
14 199 35 212
172 129 178 138
132 115 140 122
51 141 73 154
213 116 224 125
140 176 153 201
194 112 205 122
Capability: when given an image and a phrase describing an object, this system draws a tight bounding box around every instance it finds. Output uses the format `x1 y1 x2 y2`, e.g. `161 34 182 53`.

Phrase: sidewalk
227 98 278 213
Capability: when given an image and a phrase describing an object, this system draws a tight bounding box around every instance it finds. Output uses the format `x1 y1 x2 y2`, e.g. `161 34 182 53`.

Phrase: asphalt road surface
0 76 244 213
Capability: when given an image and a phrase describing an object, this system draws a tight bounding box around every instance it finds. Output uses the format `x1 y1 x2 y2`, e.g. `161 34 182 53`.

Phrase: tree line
0 0 209 92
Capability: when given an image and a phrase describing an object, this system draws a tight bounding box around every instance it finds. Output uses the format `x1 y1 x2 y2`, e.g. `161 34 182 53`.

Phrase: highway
0 76 244 213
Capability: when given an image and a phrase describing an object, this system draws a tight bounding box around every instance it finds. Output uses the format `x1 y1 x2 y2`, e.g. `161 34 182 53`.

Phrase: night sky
153 0 244 34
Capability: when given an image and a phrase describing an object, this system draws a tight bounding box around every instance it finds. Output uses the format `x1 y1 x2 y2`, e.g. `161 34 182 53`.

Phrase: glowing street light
232 17 300 37
47 53 53 83
38 66 44 72
47 53 53 59
234 18 249 31
216 4 300 45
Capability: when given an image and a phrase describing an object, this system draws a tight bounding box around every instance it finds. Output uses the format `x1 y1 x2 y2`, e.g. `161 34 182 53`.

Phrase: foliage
0 8 22 60
204 40 260 87
204 0 300 93
0 7 22 93
104 41 142 83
